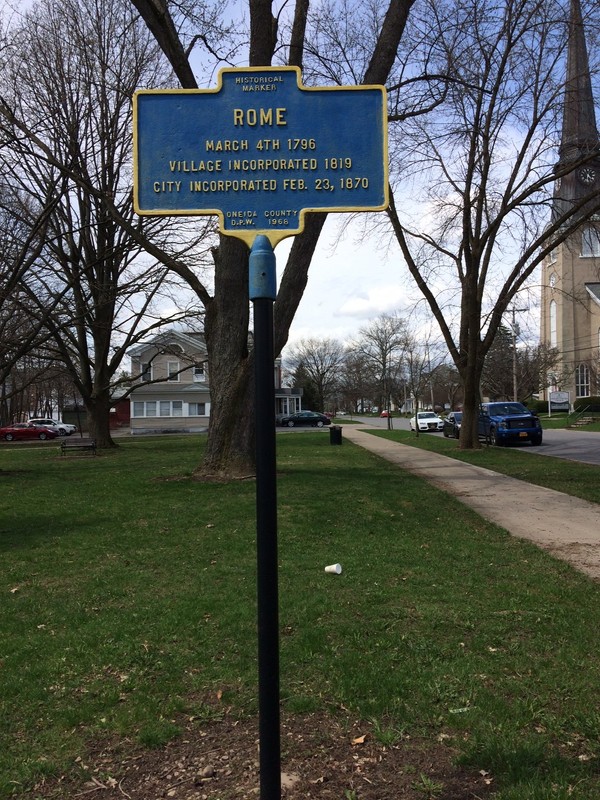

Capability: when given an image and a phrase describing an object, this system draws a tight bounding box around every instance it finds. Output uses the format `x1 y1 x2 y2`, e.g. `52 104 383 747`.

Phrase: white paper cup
324 563 342 574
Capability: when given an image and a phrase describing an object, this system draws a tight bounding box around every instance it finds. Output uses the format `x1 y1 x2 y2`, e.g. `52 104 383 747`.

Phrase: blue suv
479 402 542 447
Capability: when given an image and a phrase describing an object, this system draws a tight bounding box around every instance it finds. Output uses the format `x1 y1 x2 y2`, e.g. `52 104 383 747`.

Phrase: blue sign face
134 67 388 246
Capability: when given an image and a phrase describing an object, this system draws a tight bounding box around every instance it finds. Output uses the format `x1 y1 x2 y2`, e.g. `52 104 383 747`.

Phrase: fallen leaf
352 734 367 745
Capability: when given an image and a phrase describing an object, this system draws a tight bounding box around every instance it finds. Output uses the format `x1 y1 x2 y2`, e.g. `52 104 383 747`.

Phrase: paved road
340 415 411 431
525 428 600 466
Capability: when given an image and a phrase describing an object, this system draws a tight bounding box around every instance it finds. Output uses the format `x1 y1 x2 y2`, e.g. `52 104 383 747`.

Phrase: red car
0 423 59 441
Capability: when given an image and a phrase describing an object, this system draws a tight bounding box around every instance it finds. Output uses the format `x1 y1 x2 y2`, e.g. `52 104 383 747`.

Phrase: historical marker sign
133 66 388 246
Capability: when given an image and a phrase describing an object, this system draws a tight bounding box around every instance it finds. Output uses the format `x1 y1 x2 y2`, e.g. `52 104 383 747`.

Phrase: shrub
522 399 548 414
574 396 600 413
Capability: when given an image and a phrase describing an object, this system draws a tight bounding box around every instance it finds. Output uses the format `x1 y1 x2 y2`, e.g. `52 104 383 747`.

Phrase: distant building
128 330 302 434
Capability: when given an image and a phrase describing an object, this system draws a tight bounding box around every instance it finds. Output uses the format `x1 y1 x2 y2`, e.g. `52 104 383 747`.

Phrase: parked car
1 423 59 441
277 411 331 428
443 411 462 438
479 402 542 446
410 411 445 432
28 418 77 436
380 410 390 417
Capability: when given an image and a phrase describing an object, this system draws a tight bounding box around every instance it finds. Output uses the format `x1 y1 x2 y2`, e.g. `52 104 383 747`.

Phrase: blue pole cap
249 235 277 301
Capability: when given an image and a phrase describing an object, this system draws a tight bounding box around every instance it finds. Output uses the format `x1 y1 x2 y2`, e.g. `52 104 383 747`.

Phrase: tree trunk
458 339 484 449
86 389 116 448
457 277 485 449
194 235 256 480
197 357 256 480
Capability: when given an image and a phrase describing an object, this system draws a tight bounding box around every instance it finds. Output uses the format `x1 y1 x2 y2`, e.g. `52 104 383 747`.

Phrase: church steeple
541 0 600 408
553 0 600 220
560 0 598 160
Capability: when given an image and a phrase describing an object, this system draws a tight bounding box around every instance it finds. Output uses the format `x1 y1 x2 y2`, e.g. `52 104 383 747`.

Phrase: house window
133 402 157 417
140 362 152 382
581 225 600 257
575 363 590 397
549 300 557 348
135 401 190 417
193 365 206 382
189 402 206 416
167 361 180 382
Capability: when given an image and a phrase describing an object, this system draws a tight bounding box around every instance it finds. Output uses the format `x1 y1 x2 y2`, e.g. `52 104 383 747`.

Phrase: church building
540 0 600 405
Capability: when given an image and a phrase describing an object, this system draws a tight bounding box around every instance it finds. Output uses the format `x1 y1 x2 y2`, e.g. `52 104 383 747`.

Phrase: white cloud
337 284 409 318
278 215 418 350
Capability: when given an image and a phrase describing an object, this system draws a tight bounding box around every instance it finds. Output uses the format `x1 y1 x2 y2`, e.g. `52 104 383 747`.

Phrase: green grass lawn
538 413 600 432
1 435 599 798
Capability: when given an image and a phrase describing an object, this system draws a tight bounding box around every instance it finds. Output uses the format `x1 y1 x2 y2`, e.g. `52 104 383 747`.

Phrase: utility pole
426 345 435 409
510 307 528 401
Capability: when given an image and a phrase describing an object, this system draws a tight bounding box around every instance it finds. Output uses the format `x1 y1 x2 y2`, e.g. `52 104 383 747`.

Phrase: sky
275 214 418 353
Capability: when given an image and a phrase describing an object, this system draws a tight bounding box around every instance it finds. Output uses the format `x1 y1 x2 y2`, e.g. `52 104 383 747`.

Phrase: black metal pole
249 235 281 800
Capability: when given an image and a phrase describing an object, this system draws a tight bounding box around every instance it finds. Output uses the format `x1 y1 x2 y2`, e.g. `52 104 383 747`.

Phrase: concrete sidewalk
339 424 600 581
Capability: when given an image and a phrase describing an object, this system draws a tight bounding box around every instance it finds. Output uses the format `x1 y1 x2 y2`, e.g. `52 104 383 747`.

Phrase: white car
410 411 445 432
29 418 77 436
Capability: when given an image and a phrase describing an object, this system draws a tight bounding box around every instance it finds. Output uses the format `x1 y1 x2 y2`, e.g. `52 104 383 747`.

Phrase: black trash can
329 425 342 445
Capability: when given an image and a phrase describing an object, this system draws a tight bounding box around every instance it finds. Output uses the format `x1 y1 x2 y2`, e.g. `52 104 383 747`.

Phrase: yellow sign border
133 66 389 248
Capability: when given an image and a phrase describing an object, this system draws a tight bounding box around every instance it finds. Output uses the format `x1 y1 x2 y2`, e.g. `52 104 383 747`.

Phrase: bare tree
385 0 600 447
352 312 408 425
286 337 345 411
0 194 65 415
481 326 517 400
0 0 210 446
337 349 379 413
433 361 462 411
402 338 430 434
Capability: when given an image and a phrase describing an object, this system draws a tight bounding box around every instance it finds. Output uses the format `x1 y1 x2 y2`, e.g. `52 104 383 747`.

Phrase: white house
128 331 210 434
128 329 303 434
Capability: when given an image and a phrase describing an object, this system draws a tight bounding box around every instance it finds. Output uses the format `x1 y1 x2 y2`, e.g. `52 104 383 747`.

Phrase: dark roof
585 283 600 306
